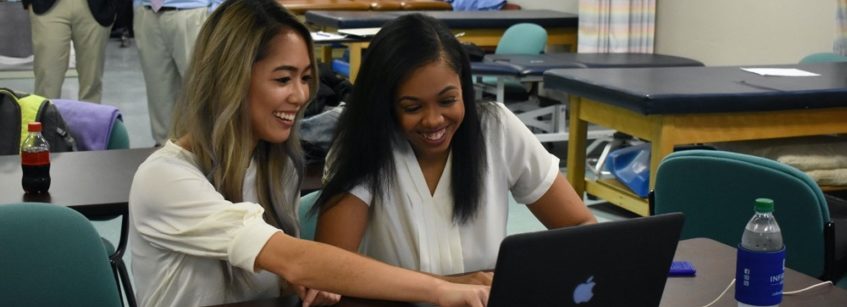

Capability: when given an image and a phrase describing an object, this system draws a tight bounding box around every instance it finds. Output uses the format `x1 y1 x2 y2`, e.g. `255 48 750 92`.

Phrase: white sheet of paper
338 28 381 37
741 68 820 77
311 31 347 41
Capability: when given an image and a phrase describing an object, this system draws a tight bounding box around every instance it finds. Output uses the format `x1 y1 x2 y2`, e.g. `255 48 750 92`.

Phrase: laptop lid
488 212 685 307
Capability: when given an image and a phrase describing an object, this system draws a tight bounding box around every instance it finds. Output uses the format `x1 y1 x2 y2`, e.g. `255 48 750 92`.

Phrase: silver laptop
488 213 685 306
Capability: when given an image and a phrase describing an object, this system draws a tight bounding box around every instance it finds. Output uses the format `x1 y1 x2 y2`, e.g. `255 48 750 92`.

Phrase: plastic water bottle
736 198 785 307
21 122 51 194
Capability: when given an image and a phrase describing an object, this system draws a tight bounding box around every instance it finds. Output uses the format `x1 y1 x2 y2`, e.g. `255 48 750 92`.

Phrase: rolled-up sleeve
130 154 283 273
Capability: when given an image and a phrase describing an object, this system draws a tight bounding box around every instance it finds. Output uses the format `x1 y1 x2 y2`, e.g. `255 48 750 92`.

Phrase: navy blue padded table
483 53 704 76
471 53 703 143
543 62 847 216
305 9 578 82
484 53 586 76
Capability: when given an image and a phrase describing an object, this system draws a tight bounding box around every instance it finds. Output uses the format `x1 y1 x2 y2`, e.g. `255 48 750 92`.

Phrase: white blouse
129 140 296 307
348 103 560 274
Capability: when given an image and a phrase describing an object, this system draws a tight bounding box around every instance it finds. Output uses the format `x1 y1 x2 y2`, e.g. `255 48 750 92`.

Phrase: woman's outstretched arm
255 232 488 307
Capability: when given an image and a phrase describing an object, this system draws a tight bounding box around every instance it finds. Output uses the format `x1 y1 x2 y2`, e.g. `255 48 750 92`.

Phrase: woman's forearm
256 232 445 304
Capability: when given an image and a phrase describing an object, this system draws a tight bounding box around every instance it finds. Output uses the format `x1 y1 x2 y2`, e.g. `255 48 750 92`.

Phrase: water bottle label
735 245 785 306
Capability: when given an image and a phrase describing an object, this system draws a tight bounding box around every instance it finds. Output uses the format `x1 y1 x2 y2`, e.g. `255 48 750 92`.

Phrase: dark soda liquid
22 163 51 194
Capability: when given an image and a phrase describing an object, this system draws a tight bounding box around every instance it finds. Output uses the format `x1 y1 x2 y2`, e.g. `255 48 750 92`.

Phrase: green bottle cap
754 198 774 213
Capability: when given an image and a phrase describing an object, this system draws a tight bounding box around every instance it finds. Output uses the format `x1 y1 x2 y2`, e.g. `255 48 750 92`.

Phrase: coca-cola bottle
21 122 51 194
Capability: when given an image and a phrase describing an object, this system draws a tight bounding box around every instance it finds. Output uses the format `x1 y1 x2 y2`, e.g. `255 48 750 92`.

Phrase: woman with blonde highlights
128 1 489 306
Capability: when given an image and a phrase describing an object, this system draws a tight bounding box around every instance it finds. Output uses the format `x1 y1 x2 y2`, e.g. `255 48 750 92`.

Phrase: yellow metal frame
566 96 847 216
316 26 577 82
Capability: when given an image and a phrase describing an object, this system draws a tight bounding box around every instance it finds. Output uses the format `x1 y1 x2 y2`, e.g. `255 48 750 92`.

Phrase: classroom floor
1 38 636 302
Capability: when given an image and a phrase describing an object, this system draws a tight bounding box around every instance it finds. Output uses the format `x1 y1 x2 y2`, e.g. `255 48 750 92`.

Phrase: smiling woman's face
248 29 313 145
393 59 465 161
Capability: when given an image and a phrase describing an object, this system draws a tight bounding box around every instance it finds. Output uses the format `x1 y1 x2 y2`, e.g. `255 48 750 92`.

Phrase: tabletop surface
490 52 704 68
471 53 704 78
0 148 155 217
543 62 847 115
662 238 847 306
0 148 323 216
305 9 578 29
207 238 847 307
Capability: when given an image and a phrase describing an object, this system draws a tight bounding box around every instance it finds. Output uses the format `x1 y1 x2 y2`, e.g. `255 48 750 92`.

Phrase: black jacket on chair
23 0 116 27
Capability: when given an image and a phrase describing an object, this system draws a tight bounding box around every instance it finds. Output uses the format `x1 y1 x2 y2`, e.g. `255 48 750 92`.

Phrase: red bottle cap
28 122 42 132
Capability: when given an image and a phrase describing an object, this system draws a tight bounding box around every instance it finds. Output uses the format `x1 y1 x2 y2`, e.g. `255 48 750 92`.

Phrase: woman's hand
434 282 490 307
293 284 342 307
442 271 494 286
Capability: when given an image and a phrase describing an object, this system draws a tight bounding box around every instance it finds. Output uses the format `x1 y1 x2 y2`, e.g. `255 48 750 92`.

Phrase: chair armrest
824 218 847 281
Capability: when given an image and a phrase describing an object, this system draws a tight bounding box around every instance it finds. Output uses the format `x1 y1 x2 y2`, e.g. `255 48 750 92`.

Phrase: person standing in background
23 0 115 103
133 0 220 145
837 0 847 55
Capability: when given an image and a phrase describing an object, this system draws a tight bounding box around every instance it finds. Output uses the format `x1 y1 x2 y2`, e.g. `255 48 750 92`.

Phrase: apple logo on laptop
572 276 595 304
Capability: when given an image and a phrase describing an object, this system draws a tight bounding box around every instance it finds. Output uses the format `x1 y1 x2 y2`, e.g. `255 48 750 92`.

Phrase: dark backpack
0 88 77 155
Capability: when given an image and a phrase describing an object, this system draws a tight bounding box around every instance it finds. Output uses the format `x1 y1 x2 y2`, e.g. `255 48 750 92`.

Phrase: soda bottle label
735 245 785 306
21 151 50 166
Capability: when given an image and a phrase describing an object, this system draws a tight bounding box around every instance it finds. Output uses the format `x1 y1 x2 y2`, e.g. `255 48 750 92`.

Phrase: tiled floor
2 39 636 303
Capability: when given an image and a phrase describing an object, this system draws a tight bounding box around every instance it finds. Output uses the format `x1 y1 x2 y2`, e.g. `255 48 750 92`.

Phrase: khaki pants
30 0 110 102
133 6 207 144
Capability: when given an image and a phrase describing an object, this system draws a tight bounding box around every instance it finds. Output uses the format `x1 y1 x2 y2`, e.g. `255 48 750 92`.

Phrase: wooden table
206 238 847 306
543 63 847 216
305 9 578 82
283 0 451 16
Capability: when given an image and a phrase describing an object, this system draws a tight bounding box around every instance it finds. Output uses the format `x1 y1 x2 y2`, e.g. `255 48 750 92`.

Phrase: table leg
348 43 365 83
649 129 676 190
320 45 332 64
567 96 588 196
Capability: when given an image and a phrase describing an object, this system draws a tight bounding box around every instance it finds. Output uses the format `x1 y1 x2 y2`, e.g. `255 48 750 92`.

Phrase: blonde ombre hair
171 0 318 234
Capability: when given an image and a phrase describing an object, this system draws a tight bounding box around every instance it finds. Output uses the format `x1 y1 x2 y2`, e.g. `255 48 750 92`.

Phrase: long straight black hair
314 13 488 224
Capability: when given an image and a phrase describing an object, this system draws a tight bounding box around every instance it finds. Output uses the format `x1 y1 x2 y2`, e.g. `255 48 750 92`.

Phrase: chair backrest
652 150 830 278
799 52 847 64
0 203 123 307
495 23 548 55
52 99 128 151
298 190 321 240
107 118 130 149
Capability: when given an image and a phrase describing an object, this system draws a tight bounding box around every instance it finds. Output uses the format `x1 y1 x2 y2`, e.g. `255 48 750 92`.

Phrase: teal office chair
107 119 130 150
100 118 137 307
476 23 559 138
650 150 847 285
494 23 548 55
52 99 135 306
799 52 847 64
299 190 321 241
52 99 131 151
479 23 548 100
0 203 123 307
